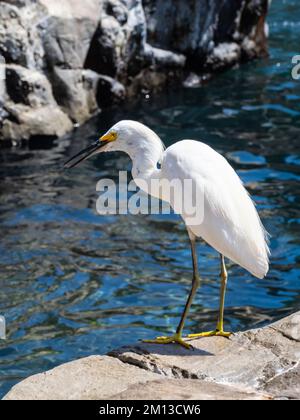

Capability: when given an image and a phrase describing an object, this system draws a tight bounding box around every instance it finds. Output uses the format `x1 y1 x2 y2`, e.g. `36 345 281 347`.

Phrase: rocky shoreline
3 311 300 400
0 0 269 144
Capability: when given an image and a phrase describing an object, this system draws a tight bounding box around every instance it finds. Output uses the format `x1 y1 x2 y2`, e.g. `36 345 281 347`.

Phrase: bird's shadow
110 341 214 358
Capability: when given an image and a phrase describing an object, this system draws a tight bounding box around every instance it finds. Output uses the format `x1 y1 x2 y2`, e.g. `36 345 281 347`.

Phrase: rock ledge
3 312 300 400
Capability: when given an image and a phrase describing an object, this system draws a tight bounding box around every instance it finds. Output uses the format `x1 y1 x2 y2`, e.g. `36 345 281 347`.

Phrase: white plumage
65 119 270 348
162 140 269 279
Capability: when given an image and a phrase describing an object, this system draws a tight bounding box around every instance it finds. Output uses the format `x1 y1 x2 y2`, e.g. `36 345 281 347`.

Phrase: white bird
65 120 270 349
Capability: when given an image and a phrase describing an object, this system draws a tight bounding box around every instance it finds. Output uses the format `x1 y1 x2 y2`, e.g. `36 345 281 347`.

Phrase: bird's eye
157 161 162 170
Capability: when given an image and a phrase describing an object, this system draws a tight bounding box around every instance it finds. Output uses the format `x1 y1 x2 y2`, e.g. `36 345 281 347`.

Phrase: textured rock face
2 64 73 141
3 312 300 400
3 356 161 400
50 68 100 124
109 312 300 398
0 0 269 143
0 1 44 70
38 0 101 69
85 0 147 79
144 0 269 71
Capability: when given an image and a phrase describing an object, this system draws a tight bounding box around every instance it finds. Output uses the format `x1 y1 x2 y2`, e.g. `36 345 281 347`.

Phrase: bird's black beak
64 140 109 169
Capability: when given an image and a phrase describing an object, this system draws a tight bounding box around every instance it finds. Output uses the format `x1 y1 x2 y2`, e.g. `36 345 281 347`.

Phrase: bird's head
64 120 163 169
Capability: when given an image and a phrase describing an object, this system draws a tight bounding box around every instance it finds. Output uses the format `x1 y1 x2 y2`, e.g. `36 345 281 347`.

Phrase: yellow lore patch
100 131 117 142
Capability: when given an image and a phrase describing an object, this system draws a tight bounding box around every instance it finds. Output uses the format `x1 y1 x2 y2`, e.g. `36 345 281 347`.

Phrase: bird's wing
161 140 269 278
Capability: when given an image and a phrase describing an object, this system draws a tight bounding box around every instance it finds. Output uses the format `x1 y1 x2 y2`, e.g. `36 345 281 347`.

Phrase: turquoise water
0 2 299 397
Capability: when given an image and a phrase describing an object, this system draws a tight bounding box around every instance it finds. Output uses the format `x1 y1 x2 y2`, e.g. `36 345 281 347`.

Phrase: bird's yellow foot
188 330 232 339
143 333 192 349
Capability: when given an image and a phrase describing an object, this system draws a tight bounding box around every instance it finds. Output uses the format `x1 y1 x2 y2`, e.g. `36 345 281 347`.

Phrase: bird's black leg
142 229 200 349
176 231 200 336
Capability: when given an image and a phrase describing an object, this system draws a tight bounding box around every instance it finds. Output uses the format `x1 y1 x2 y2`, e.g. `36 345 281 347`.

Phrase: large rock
112 378 270 400
37 0 103 123
3 356 161 400
0 0 270 143
85 0 147 79
110 312 300 398
143 0 269 72
3 312 300 400
0 1 44 70
0 0 102 140
84 0 185 86
50 68 100 124
38 0 101 70
1 64 73 141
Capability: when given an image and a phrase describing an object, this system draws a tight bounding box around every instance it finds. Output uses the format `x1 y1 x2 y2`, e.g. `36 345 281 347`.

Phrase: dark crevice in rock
269 327 300 343
239 0 268 37
108 347 171 377
107 352 167 378
84 28 117 78
6 67 32 105
109 345 206 380
96 75 126 108
26 135 57 150
110 346 214 381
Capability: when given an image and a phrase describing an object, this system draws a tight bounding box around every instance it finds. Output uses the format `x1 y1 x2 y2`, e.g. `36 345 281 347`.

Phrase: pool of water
0 1 299 397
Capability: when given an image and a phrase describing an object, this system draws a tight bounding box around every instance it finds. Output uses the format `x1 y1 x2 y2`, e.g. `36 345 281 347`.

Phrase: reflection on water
0 1 299 397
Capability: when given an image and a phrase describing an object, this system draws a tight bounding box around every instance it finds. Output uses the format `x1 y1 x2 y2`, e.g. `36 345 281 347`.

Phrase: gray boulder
85 0 147 79
1 64 73 141
50 68 100 124
38 0 102 70
85 0 187 83
0 0 270 144
0 1 44 69
0 0 102 141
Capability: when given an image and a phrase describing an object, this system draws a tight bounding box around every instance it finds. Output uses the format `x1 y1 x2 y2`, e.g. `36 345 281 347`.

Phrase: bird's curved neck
126 135 164 193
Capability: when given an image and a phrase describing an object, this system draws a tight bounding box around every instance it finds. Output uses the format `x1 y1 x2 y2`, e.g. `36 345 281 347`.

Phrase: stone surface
50 68 100 124
85 0 147 80
263 363 300 400
3 355 162 400
38 0 101 69
110 312 300 396
143 0 269 71
112 378 271 400
1 64 73 141
3 312 300 400
0 0 270 143
0 1 45 69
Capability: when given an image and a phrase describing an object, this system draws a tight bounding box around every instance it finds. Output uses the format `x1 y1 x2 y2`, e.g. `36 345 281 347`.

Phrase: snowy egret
65 120 270 349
